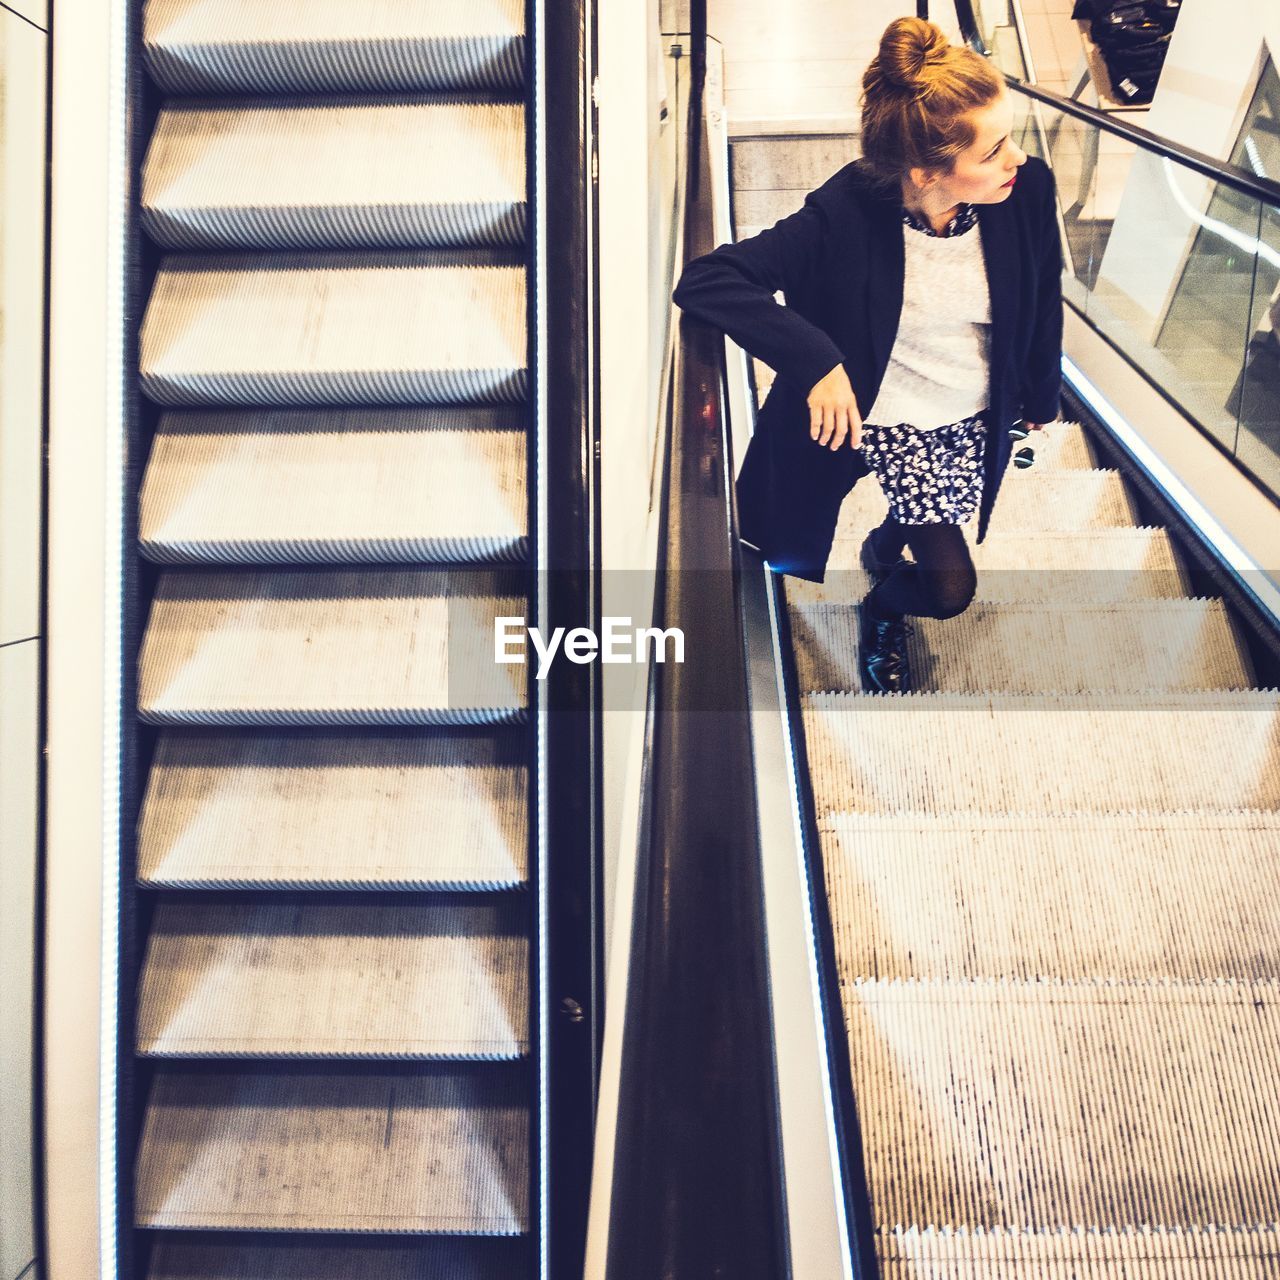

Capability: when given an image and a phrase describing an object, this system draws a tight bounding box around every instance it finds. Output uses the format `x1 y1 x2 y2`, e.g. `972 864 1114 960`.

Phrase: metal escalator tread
139 408 527 566
134 1063 528 1233
793 527 1190 604
143 0 525 95
792 597 1252 694
845 981 1280 1230
139 251 526 407
836 467 1137 533
802 689 1280 814
137 569 527 726
875 1224 1280 1276
136 731 527 892
142 99 526 251
137 896 527 1059
820 811 1280 980
148 1235 532 1279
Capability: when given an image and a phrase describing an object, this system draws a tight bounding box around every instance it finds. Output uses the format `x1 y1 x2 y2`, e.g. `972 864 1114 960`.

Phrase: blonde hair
860 18 1004 186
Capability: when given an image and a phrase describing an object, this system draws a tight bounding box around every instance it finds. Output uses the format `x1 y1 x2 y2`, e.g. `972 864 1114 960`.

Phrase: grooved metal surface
137 732 528 891
142 99 526 250
846 981 1280 1229
137 897 529 1058
143 0 525 94
820 811 1280 980
792 597 1252 694
137 570 528 725
134 1065 529 1232
836 467 1137 534
793 527 1189 604
140 409 527 565
139 253 527 407
802 689 1280 814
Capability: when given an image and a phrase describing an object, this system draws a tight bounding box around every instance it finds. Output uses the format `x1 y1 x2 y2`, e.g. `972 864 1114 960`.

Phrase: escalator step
802 689 1280 815
143 0 525 95
791 527 1189 605
137 896 527 1060
792 597 1251 694
1005 421 1094 470
147 1235 531 1280
137 731 527 891
137 570 527 726
836 468 1137 534
876 1224 1280 1277
135 1063 528 1233
139 251 526 408
844 980 1280 1231
139 408 527 566
820 811 1280 980
142 99 525 251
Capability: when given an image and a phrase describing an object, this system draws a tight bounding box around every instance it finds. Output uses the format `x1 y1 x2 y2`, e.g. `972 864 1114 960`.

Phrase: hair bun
878 16 952 92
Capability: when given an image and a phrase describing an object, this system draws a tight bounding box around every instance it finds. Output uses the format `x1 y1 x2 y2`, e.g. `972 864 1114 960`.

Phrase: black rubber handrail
951 0 1280 207
602 10 790 1276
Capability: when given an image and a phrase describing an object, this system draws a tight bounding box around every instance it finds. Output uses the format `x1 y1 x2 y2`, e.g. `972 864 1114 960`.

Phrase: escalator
729 113 1280 1277
119 2 584 1274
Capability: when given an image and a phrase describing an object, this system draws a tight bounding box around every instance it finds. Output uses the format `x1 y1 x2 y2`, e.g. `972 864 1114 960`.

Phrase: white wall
0 9 47 1280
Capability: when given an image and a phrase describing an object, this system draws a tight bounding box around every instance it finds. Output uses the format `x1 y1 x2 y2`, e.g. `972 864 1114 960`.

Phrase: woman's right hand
808 362 863 450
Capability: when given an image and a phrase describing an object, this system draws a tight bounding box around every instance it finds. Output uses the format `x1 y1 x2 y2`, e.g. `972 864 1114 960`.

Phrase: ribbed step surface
802 690 1280 815
139 408 527 565
876 1225 1280 1277
138 570 527 726
137 896 527 1059
142 99 525 251
135 1064 528 1233
793 598 1251 694
143 0 525 95
790 528 1188 605
820 811 1280 980
137 731 526 891
836 468 1137 534
148 1236 530 1280
846 981 1280 1230
139 252 526 407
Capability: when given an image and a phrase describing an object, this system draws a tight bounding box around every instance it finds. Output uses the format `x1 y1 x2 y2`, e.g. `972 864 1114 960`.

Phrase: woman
672 17 1063 693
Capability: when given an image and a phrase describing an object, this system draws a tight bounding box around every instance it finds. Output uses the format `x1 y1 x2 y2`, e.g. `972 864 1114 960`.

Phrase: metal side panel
142 0 525 95
138 252 527 407
791 597 1253 695
136 896 529 1059
142 99 526 251
139 408 528 566
134 1064 529 1233
136 570 528 726
801 688 1280 815
136 731 528 891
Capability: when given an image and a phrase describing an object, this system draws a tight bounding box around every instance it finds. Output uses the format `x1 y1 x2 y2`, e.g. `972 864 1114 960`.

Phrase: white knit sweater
863 220 992 431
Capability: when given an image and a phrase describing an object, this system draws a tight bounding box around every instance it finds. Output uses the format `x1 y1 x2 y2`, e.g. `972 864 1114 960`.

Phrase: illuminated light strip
100 0 128 1275
1161 154 1280 272
1064 353 1280 624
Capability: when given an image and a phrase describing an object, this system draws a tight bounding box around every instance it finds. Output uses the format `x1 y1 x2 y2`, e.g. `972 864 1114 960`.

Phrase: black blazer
672 154 1063 582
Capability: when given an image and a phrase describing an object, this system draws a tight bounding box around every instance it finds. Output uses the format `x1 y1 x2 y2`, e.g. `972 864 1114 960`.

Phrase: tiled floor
1020 0 1086 95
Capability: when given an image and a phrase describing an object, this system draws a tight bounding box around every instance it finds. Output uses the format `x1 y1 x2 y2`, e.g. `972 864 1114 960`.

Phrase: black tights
863 516 977 621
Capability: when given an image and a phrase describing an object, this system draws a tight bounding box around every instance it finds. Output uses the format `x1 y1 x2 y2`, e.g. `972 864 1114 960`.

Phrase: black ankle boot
860 526 909 586
859 604 915 693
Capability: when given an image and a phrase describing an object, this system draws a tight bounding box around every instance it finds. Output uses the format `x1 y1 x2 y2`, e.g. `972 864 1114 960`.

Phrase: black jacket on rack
673 153 1064 582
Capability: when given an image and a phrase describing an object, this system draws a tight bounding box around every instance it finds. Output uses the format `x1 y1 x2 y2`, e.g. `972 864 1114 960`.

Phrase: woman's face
925 89 1027 205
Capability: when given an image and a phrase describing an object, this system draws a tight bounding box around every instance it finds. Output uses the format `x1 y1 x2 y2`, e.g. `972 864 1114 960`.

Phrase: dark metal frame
533 0 603 1274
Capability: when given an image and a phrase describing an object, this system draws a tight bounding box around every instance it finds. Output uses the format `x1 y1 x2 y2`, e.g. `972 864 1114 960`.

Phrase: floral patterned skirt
857 410 987 525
